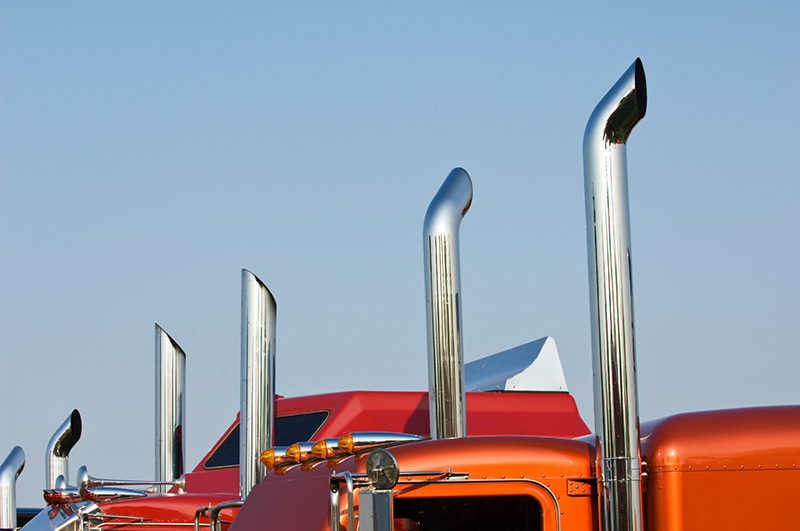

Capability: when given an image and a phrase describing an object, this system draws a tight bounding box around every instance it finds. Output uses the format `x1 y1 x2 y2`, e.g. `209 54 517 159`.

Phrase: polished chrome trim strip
583 58 647 531
240 269 277 498
423 168 473 439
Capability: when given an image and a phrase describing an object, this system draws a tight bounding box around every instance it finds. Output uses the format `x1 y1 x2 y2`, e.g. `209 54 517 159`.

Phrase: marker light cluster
259 432 425 472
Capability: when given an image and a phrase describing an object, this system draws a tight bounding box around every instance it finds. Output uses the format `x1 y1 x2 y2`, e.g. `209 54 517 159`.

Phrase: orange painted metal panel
641 406 800 531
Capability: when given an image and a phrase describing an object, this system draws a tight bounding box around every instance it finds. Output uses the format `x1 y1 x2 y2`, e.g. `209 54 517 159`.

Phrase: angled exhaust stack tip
423 167 473 440
240 269 277 499
45 409 82 490
0 446 25 529
155 324 186 493
583 58 647 531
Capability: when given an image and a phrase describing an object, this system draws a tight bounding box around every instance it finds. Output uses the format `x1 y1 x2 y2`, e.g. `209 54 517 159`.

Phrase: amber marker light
311 440 328 459
338 434 355 453
286 444 301 462
259 449 276 470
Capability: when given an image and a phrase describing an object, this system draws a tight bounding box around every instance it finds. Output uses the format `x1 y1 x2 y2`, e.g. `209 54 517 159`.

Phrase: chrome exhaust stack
0 446 25 529
423 168 473 439
155 324 186 493
45 409 82 490
583 58 647 531
240 269 277 498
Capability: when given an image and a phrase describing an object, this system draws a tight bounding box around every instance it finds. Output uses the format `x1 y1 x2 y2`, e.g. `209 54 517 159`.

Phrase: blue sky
1 2 798 507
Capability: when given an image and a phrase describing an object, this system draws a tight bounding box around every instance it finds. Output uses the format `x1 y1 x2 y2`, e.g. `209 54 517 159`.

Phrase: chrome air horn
76 465 182 501
583 58 647 531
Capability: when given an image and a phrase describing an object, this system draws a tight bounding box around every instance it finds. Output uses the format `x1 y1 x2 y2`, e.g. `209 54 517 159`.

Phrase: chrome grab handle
329 478 340 531
209 500 243 531
330 471 356 531
194 505 211 531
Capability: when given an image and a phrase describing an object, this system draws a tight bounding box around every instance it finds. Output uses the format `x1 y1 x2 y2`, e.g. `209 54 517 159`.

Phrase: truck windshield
393 495 541 531
203 411 329 469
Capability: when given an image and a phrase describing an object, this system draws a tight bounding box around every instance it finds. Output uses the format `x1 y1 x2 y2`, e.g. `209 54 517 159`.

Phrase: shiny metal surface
313 438 346 459
42 475 83 505
18 501 98 531
239 269 277 499
76 465 184 495
0 446 24 529
80 486 148 503
583 58 647 531
155 324 187 493
365 449 399 490
264 446 295 470
209 499 243 531
285 441 316 463
358 489 393 531
464 336 568 392
45 410 82 490
423 168 473 440
339 432 425 453
194 506 210 531
330 471 355 531
329 477 341 531
640 406 800 530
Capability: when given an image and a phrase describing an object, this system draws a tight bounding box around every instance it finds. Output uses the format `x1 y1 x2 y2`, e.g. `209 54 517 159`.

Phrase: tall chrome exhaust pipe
583 58 647 531
45 409 82 490
0 446 24 530
155 324 186 493
240 269 277 498
423 168 473 439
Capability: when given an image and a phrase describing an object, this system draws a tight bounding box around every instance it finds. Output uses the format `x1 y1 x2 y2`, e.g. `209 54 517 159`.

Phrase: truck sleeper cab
23 387 589 531
228 406 800 531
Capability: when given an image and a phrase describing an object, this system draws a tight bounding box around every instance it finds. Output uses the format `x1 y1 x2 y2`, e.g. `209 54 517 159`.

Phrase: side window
393 496 542 531
203 411 330 469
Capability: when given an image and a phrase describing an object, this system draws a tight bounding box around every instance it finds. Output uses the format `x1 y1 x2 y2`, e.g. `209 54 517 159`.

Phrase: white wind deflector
464 337 568 392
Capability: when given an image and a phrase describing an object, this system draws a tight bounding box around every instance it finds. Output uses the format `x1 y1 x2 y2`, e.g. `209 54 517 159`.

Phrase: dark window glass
17 508 41 527
393 495 541 531
203 411 330 469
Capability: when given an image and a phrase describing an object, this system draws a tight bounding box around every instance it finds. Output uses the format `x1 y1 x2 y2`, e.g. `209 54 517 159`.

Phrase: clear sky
1 2 798 508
